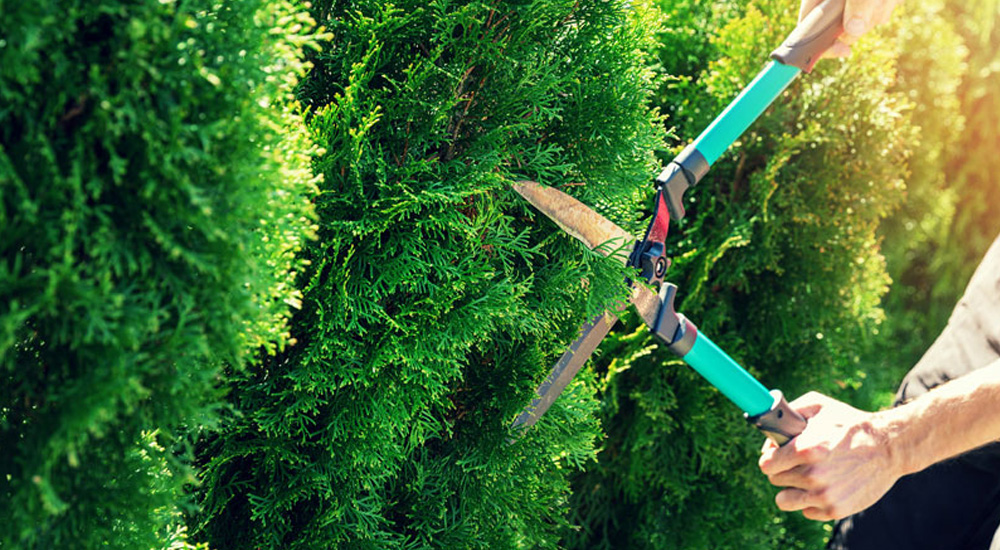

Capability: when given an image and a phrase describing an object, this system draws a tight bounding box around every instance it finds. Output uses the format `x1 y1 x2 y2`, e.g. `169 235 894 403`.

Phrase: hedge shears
512 0 848 444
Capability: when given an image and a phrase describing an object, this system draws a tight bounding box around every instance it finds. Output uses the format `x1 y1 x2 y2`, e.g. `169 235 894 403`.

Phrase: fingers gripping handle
771 0 846 72
747 390 808 446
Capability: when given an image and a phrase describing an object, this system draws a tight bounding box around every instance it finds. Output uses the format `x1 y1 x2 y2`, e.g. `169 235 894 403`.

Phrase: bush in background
879 0 1000 369
3 0 996 547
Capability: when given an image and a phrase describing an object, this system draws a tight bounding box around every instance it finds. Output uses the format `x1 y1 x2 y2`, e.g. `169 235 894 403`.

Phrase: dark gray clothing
896 235 1000 405
829 233 1000 550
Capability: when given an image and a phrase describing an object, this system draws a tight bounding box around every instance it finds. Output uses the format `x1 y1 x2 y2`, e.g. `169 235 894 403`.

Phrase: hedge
0 1 317 547
193 1 665 548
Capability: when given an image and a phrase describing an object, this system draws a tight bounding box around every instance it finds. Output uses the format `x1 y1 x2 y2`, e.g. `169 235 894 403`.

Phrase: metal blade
631 283 662 330
510 181 668 431
513 180 635 264
512 179 663 330
512 310 618 429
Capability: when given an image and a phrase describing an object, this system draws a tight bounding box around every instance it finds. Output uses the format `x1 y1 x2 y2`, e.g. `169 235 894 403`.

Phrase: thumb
843 0 876 41
788 391 833 420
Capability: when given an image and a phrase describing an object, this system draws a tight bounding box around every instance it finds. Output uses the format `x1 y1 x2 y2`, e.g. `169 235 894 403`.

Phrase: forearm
880 358 1000 477
759 359 1000 521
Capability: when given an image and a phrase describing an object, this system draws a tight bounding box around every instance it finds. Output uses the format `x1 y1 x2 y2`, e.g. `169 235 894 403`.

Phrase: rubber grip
746 390 808 446
770 0 846 73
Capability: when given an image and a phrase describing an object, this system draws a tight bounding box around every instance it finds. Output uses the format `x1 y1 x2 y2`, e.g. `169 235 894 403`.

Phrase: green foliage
0 1 317 547
857 0 1000 414
566 0 1000 546
870 0 968 375
882 0 1000 354
6 0 995 548
193 1 666 548
944 1 1000 264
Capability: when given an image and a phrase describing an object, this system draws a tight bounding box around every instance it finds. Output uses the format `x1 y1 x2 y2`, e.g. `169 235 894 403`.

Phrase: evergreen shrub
194 1 666 548
883 0 1000 351
942 0 1000 268
5 0 988 548
0 1 318 547
862 2 1000 476
871 0 968 372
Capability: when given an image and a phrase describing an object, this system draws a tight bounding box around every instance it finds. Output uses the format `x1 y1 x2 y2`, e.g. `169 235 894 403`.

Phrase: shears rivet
656 258 667 277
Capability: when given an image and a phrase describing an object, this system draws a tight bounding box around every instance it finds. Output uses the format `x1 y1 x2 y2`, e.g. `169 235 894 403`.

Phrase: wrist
872 405 922 478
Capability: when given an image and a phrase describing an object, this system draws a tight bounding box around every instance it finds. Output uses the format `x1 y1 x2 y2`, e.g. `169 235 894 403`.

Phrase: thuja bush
565 0 950 547
860 2 1000 463
884 0 1000 351
193 1 665 548
871 0 968 373
0 1 318 547
941 0 1000 282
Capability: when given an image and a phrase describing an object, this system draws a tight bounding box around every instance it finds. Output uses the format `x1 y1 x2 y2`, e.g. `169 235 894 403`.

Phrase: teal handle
682 331 774 416
690 61 800 166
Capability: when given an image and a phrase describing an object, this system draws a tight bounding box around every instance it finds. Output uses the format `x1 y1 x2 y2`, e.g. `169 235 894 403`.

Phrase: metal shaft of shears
511 310 617 429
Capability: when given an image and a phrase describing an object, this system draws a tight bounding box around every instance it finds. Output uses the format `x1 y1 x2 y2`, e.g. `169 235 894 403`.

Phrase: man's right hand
758 392 901 522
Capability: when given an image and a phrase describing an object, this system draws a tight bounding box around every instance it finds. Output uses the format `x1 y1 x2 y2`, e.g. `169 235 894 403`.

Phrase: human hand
799 0 901 58
758 392 902 521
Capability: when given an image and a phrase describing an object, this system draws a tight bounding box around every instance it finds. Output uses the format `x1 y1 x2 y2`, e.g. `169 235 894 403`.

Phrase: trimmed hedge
4 0 996 547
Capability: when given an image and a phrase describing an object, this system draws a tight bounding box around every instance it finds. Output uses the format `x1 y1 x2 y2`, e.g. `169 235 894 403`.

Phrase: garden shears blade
510 181 663 429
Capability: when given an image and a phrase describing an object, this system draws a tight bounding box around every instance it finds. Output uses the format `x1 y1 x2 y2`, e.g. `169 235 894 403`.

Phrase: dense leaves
0 1 317 547
881 0 1000 362
4 0 999 548
193 1 664 548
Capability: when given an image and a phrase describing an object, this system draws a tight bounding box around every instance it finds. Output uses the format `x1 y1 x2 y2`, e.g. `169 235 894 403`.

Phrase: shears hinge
651 283 698 357
628 188 673 286
654 144 710 222
634 240 669 285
